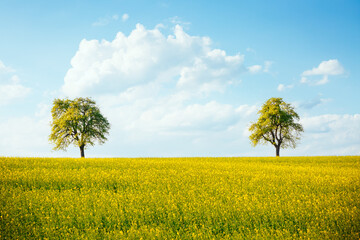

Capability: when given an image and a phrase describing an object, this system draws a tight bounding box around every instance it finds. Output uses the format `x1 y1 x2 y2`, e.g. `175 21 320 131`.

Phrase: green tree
249 97 303 157
49 97 110 158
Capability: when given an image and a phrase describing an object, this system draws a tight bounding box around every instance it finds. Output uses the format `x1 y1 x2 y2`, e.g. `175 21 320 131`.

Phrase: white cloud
0 82 31 105
247 65 262 73
60 23 261 157
263 61 273 73
95 96 259 156
177 49 244 93
277 83 293 92
300 76 307 84
169 16 191 27
0 61 31 105
303 59 344 76
301 59 344 85
132 101 238 132
63 23 244 97
97 84 256 135
0 116 50 156
35 102 51 117
0 60 14 73
296 114 360 155
245 47 256 54
277 84 285 91
316 75 329 85
122 13 129 22
247 61 273 74
55 23 360 157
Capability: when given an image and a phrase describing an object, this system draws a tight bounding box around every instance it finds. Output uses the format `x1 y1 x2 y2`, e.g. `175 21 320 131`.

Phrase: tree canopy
49 97 110 157
249 97 303 156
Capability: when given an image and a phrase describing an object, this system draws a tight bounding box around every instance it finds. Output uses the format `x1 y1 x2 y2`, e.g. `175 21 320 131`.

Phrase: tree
49 97 110 158
249 97 303 157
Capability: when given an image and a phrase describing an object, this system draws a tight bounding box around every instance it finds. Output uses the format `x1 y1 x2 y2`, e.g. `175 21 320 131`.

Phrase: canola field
0 156 359 239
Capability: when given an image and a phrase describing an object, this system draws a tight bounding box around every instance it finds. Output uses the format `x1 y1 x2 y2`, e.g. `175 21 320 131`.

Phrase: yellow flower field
0 156 359 239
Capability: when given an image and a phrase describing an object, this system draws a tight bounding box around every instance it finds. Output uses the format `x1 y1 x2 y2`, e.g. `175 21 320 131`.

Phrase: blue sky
0 0 359 157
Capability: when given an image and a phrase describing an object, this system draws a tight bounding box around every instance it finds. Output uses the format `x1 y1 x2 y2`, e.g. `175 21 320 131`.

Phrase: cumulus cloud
58 24 359 157
63 24 244 97
302 59 344 76
59 23 256 156
301 59 345 85
177 49 244 93
0 61 31 105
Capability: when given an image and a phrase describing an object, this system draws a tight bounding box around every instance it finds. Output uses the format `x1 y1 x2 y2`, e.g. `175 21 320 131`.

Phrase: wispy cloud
0 60 31 105
169 16 191 27
277 83 293 92
0 60 14 73
263 61 273 73
298 98 331 109
92 14 119 27
298 114 360 155
122 13 129 22
247 65 262 73
247 61 273 74
245 47 256 54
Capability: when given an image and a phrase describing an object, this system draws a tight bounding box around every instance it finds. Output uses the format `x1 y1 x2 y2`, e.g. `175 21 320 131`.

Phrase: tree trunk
275 145 280 157
80 145 85 158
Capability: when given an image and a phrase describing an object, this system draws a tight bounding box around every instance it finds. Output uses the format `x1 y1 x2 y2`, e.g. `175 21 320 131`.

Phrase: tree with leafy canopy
249 97 303 157
49 97 110 158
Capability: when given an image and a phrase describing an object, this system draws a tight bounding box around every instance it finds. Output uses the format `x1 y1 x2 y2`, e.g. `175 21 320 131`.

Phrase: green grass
1 156 359 239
